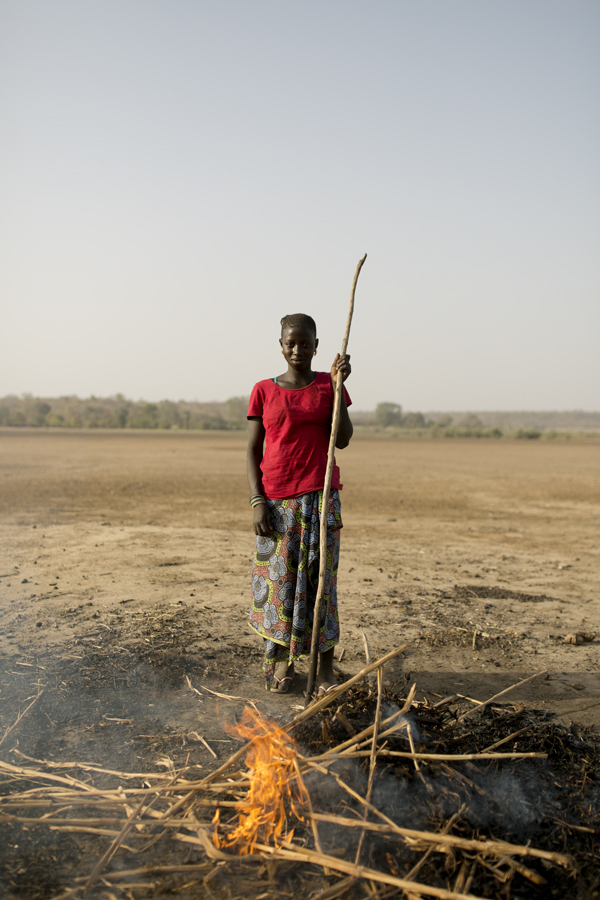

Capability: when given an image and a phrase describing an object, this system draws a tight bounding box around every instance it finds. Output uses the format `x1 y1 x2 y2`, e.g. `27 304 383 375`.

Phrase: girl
246 313 353 693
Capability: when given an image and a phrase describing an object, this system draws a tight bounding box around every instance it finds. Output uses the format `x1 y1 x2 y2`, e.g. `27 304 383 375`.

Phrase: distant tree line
1 395 597 439
354 403 597 439
0 394 250 430
366 403 506 437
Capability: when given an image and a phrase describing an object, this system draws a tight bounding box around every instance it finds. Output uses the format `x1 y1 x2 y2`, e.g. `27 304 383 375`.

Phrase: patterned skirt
249 489 342 690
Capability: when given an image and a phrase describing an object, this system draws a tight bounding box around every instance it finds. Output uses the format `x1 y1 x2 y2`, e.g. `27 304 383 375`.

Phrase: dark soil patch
452 585 556 604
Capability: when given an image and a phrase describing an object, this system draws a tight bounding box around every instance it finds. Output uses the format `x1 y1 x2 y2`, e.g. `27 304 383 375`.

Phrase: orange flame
213 707 308 854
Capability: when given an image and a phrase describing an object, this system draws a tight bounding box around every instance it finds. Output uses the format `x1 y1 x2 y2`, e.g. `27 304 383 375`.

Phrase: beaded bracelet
250 495 266 507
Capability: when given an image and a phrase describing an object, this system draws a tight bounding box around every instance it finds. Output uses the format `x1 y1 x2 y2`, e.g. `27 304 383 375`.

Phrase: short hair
280 313 317 337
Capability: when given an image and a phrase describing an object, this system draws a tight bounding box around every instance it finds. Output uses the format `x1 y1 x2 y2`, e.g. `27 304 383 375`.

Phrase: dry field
1 429 599 725
1 429 600 898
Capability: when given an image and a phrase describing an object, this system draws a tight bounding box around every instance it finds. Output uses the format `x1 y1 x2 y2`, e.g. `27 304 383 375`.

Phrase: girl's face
280 325 318 371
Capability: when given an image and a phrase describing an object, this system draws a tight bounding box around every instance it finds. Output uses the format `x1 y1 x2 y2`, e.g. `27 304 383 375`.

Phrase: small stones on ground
564 632 596 645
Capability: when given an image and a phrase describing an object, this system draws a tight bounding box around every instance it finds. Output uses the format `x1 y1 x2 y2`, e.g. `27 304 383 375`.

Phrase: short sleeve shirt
248 372 352 499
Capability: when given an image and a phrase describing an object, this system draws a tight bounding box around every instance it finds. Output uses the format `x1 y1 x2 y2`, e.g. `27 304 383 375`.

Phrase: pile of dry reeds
1 645 597 900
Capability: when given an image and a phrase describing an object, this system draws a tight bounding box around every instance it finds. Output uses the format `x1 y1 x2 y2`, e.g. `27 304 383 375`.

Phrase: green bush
513 428 542 440
375 402 403 428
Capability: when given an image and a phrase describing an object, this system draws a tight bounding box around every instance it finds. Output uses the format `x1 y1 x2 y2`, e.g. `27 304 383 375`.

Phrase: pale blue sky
2 1 598 411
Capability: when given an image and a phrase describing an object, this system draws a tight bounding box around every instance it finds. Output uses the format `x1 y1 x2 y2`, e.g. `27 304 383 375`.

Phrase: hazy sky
2 1 599 411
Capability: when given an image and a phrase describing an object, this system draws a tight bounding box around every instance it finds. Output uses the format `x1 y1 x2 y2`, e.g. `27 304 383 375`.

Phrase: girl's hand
331 353 351 387
253 503 273 536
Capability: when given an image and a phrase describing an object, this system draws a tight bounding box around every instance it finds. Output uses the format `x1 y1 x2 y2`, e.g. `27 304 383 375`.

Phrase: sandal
318 681 339 695
272 660 295 694
273 674 294 693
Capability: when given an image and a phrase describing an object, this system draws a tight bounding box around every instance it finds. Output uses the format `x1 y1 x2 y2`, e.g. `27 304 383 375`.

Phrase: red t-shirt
248 372 352 499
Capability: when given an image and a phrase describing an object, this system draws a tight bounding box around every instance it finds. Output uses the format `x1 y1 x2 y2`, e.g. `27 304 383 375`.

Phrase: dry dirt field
1 430 599 723
1 429 599 897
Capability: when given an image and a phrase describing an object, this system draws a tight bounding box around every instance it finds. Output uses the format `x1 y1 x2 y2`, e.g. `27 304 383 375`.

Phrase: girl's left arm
331 354 353 449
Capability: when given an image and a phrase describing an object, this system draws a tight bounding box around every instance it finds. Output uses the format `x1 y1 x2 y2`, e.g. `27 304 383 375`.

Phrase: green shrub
514 428 542 440
375 402 403 428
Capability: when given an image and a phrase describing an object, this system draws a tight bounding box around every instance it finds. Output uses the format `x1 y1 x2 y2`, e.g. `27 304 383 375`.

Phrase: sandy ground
1 428 599 748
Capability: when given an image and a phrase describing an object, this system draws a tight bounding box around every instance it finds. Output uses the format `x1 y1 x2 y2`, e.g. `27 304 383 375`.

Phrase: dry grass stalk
481 725 532 752
0 759 115 796
11 748 192 779
299 758 536 897
304 682 416 766
0 690 43 748
504 856 547 886
74 863 214 882
308 812 573 867
255 839 488 900
294 644 408 726
311 875 357 899
188 731 218 758
361 630 373 685
455 671 547 723
83 794 148 894
333 749 547 761
293 757 329 873
354 664 384 865
406 719 422 776
404 809 464 887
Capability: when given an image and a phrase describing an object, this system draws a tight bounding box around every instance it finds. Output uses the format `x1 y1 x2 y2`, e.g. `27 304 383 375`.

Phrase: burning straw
0 646 587 899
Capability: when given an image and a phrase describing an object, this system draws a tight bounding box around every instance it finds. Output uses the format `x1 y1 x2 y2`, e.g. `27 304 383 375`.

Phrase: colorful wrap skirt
249 489 342 690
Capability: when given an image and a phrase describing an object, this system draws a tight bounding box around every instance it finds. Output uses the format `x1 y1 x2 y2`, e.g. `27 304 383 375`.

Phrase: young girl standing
246 313 353 693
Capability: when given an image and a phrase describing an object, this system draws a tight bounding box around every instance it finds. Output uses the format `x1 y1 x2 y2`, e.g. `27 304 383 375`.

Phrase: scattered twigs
293 758 327 872
301 684 416 767
504 856 547 886
83 794 148 894
311 876 356 899
404 808 464 884
185 674 203 699
170 651 410 795
256 839 489 900
0 759 107 795
0 689 43 748
74 863 214 882
293 647 409 729
188 732 218 758
481 725 532 753
307 813 573 867
455 671 547 723
1 671 588 898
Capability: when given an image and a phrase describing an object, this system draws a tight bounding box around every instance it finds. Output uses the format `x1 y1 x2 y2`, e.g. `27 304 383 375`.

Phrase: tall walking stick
304 254 367 705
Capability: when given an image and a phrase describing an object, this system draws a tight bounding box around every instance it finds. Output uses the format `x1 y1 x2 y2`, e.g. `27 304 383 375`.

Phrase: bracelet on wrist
250 495 266 507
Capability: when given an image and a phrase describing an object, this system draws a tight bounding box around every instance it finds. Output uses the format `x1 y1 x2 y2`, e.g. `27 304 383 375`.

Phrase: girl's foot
273 660 295 693
317 647 337 691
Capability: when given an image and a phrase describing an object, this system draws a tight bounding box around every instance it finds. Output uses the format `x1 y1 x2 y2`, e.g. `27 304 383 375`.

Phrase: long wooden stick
305 253 367 704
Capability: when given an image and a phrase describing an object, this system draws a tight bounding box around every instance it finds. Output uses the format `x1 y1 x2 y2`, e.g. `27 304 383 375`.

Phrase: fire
213 707 308 854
